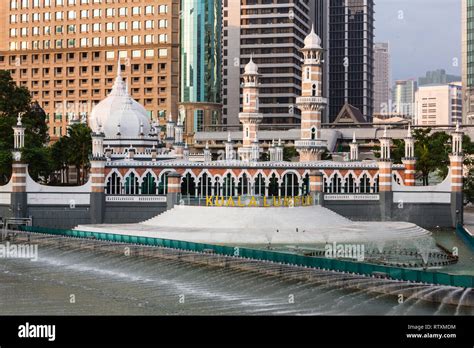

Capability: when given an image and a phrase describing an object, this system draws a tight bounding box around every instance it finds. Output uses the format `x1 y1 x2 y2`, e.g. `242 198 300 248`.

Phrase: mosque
0 28 465 231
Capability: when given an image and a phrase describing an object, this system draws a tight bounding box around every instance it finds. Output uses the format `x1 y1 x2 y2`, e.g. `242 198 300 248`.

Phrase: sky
375 0 461 81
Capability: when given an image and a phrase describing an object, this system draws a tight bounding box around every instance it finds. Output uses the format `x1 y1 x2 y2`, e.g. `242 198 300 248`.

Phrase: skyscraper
312 0 329 123
328 0 375 123
0 0 179 141
373 42 391 115
222 0 312 126
462 0 474 124
392 80 417 119
419 69 461 86
179 0 222 139
415 82 462 126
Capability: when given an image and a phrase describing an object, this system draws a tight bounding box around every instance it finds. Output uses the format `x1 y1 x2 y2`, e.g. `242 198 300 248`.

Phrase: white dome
304 25 322 49
90 62 151 138
244 56 258 75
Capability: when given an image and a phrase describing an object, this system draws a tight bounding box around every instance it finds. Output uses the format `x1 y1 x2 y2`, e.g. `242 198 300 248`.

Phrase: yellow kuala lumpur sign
205 196 313 208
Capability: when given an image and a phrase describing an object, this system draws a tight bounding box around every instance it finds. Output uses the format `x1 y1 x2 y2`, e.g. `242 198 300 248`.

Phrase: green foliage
413 128 451 185
283 146 298 162
465 168 474 205
66 123 92 184
0 71 50 184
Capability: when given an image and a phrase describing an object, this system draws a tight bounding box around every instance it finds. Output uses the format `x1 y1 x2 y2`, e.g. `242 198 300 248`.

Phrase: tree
413 129 451 185
66 123 92 184
465 168 474 205
284 146 299 162
0 71 50 185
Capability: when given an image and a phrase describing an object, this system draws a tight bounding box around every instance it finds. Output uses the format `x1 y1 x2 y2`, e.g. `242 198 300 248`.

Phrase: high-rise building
328 0 375 123
312 0 329 123
0 0 180 142
222 0 312 126
179 0 222 139
415 82 463 126
419 69 461 86
462 0 474 124
392 80 417 119
373 42 391 115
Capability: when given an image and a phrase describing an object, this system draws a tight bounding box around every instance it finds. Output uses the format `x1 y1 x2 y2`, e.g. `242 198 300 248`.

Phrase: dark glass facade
328 0 374 122
180 0 222 104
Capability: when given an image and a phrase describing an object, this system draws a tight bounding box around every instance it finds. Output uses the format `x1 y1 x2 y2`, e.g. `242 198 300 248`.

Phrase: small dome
90 60 151 138
304 24 322 49
244 56 258 75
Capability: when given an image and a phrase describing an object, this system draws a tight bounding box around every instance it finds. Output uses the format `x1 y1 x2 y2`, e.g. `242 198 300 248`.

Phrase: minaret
449 122 464 226
349 132 359 161
238 56 263 162
183 142 190 161
165 113 175 149
203 141 212 163
378 127 393 221
296 25 328 162
11 113 27 218
269 140 276 162
90 124 106 224
251 134 260 162
225 132 234 161
402 124 416 186
275 139 284 162
174 115 184 158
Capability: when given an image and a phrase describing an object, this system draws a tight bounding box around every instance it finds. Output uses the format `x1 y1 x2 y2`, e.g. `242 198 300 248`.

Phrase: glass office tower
328 0 375 123
179 0 222 136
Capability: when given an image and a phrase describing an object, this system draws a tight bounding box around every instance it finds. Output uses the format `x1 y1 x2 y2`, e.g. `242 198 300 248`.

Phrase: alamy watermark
0 242 38 262
325 242 365 262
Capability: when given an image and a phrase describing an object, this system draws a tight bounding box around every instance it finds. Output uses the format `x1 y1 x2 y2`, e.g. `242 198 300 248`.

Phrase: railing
18 225 474 288
295 140 327 148
105 196 167 203
296 96 328 105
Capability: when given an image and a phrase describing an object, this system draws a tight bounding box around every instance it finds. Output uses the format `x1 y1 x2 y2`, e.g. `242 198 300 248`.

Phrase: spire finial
352 132 357 143
311 23 315 34
227 132 231 142
384 126 388 138
17 113 23 126
205 141 209 149
456 121 460 132
117 58 122 77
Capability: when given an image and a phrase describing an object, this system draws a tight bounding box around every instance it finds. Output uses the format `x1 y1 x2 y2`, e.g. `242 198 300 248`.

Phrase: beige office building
415 82 463 126
0 0 179 141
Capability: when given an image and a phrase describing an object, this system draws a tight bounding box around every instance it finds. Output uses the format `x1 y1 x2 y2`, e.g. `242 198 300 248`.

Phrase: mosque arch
281 172 299 197
181 172 197 197
237 173 251 195
268 173 279 197
105 170 122 195
222 172 236 197
359 173 371 193
253 173 266 196
141 172 157 195
123 170 140 195
197 172 213 197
